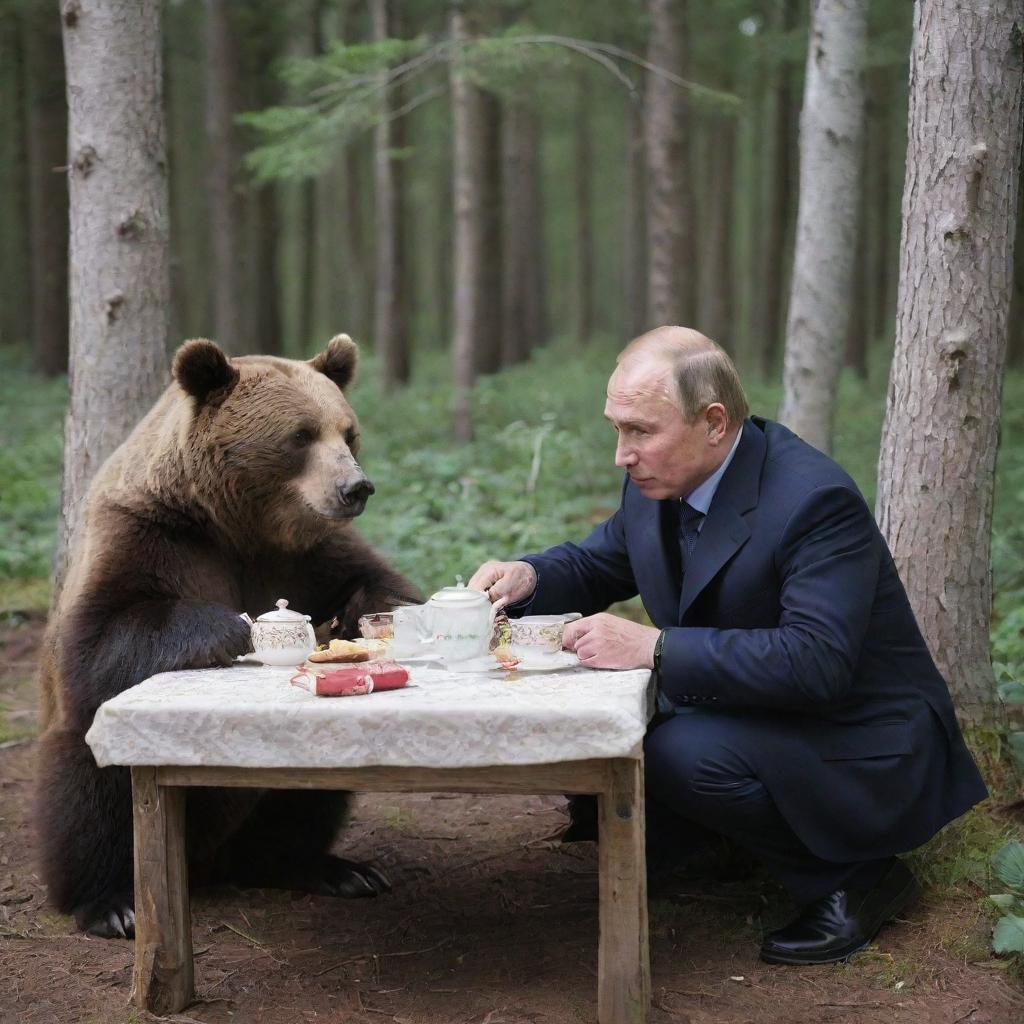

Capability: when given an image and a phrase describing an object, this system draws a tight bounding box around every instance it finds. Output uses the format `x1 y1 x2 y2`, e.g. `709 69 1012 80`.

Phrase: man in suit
468 326 987 965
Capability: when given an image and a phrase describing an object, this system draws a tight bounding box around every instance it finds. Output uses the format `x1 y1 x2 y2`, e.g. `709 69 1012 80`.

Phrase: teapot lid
256 598 311 623
428 577 489 606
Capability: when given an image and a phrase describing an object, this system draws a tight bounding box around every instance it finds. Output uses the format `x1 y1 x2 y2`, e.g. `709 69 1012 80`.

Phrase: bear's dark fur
36 336 420 938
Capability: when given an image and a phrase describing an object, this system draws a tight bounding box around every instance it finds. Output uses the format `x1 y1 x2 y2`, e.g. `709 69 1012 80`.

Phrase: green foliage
243 18 742 186
0 348 64 588
990 842 1024 957
242 35 446 184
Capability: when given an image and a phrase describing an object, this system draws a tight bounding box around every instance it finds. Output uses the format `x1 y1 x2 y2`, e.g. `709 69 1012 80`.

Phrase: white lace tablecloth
85 661 656 769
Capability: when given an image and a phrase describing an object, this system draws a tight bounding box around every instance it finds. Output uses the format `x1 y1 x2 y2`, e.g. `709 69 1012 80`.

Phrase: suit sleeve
659 484 880 711
516 479 639 616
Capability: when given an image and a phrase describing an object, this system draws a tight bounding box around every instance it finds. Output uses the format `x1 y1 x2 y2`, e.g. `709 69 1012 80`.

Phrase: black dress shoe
760 858 920 965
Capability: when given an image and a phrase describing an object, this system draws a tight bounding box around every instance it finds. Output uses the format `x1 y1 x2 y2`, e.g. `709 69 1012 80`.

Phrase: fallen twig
311 937 452 977
218 920 265 947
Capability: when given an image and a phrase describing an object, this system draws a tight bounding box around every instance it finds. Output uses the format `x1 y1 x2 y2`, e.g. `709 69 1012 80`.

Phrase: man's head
604 326 748 500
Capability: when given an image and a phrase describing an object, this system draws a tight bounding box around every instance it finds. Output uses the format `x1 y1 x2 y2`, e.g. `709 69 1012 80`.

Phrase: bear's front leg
67 597 254 728
299 533 421 642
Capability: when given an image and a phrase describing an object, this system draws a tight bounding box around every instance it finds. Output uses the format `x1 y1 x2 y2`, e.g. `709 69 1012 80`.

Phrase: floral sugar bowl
245 598 317 666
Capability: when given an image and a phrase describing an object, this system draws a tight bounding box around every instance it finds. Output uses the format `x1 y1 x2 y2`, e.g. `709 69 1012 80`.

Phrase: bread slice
307 638 391 664
307 639 371 663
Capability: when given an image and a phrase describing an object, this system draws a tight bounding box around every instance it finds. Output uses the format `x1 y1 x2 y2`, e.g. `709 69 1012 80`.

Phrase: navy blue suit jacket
519 417 987 861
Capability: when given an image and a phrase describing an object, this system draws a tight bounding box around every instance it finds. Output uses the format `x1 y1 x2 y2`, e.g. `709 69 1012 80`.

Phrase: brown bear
36 334 420 939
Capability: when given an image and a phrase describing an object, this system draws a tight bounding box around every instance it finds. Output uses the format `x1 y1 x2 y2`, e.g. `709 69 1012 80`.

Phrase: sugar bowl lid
255 598 311 623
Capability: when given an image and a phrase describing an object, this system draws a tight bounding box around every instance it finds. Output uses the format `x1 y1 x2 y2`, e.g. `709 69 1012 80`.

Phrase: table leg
597 758 650 1024
129 767 194 1014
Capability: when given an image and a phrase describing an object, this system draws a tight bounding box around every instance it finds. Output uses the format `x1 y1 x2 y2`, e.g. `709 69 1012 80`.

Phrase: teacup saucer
499 651 579 673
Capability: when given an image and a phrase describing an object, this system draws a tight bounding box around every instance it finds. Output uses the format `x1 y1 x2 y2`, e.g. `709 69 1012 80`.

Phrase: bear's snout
337 475 375 516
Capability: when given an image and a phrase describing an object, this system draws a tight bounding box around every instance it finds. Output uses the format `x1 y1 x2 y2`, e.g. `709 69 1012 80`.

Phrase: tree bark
450 6 485 440
870 70 894 345
1008 133 1024 368
844 110 870 380
251 183 283 355
759 0 798 377
371 0 411 387
475 87 503 375
574 69 594 346
0 7 31 347
165 0 210 344
502 101 546 364
644 0 694 327
778 0 868 454
299 0 325 350
623 95 647 338
204 0 244 354
876 0 1023 728
698 114 736 350
57 0 170 589
23 0 69 375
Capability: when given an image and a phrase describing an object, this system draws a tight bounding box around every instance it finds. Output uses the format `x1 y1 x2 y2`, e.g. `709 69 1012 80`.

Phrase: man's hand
467 560 537 609
564 613 659 670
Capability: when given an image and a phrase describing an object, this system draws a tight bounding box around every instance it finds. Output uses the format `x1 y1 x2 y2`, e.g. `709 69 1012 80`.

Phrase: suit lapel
678 419 766 622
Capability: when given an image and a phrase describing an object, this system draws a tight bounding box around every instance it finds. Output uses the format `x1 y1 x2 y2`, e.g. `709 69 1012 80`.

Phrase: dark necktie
679 500 704 573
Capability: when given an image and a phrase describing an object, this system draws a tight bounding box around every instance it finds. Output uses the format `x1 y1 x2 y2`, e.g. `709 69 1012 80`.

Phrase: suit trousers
644 709 890 905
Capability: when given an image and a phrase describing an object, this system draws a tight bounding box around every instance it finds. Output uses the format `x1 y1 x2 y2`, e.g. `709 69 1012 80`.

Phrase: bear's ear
311 334 358 391
172 339 239 403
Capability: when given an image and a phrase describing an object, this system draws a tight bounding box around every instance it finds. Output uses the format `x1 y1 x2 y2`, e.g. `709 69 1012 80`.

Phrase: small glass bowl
358 612 395 640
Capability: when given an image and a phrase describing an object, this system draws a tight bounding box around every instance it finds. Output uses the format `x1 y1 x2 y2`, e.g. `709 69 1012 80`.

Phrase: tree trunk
778 0 868 454
876 0 1023 729
574 70 594 346
502 101 546 364
698 114 736 350
57 0 170 589
475 87 503 375
23 0 69 375
0 7 31 347
644 0 694 327
165 0 210 343
759 0 798 377
204 0 244 354
1008 133 1024 368
371 0 411 387
870 70 894 345
844 112 870 380
251 184 283 354
450 6 485 440
623 96 647 338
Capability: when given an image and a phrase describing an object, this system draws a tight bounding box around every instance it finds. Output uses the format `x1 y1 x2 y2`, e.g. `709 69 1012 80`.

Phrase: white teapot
393 579 498 662
245 598 317 666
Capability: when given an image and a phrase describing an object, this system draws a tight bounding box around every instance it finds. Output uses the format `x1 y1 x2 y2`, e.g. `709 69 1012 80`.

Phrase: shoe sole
759 873 921 967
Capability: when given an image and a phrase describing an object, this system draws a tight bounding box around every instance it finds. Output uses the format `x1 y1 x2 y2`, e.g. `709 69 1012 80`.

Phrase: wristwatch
652 628 667 677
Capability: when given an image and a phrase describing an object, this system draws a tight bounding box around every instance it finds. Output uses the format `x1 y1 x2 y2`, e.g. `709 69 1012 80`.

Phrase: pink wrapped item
290 660 410 697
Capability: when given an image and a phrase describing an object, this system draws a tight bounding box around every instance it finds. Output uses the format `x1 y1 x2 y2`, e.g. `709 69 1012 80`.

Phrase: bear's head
172 334 373 547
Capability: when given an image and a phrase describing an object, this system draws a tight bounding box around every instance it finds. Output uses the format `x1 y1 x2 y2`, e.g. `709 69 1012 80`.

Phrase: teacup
507 615 574 661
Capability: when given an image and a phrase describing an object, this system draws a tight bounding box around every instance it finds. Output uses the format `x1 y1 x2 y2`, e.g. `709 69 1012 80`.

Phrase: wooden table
86 660 654 1023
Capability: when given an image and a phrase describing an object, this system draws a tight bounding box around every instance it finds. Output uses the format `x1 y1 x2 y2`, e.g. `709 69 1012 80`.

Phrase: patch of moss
0 701 36 744
0 577 50 618
907 805 1020 893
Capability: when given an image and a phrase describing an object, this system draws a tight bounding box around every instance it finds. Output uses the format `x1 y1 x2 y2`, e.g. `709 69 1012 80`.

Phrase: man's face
604 356 722 500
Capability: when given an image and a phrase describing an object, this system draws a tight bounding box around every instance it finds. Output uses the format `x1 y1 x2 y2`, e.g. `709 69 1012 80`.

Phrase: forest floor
2 616 1023 1024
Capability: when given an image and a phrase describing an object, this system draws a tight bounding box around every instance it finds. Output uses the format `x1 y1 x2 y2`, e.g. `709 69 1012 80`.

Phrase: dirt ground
2 618 1022 1024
